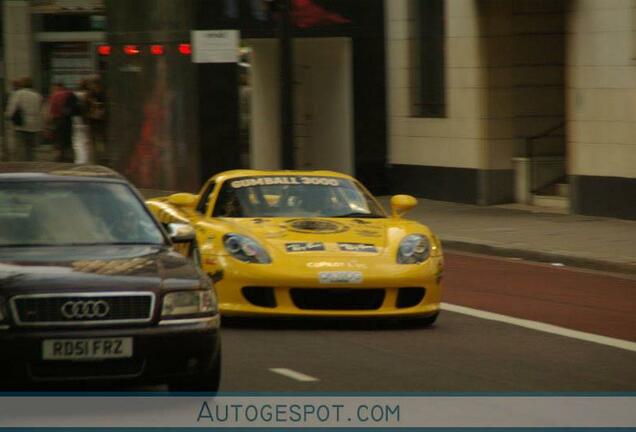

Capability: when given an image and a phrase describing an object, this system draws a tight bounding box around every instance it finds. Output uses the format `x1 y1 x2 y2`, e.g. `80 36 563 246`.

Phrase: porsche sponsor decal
318 271 363 284
230 176 341 188
285 242 325 252
308 261 368 269
284 219 349 234
338 243 378 253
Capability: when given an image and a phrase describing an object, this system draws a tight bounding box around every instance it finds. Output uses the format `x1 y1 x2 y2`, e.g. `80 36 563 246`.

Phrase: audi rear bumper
0 316 221 388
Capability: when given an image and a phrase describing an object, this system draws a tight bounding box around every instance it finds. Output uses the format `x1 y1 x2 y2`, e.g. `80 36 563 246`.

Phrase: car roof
211 169 356 183
0 162 125 182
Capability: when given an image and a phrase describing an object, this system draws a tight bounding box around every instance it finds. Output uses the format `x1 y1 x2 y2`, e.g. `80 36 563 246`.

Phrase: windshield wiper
333 213 384 219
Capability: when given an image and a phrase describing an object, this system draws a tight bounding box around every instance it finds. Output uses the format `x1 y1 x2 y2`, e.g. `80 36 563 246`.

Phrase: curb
441 239 636 277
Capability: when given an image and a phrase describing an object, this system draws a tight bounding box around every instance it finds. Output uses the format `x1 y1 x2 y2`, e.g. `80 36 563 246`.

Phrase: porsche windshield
213 176 385 218
0 181 165 246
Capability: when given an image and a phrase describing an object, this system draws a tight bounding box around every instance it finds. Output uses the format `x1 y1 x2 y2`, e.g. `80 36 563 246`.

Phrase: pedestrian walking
86 77 107 164
48 82 77 162
72 79 91 163
1 80 21 160
4 77 43 161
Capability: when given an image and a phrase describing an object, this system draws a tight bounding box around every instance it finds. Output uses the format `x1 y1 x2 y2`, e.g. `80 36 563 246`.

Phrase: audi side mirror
167 223 195 244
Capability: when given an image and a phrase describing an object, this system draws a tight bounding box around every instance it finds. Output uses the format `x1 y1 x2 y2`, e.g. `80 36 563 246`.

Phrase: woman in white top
5 77 43 161
72 79 91 164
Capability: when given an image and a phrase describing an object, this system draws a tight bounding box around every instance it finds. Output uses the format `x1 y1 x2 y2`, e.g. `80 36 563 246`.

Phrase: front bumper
213 255 444 318
0 316 221 386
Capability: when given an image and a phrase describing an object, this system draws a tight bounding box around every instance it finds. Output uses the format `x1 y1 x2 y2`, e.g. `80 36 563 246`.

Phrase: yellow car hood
219 217 390 256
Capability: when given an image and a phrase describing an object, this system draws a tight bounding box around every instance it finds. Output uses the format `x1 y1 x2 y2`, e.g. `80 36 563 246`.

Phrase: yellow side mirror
168 193 198 207
390 194 417 218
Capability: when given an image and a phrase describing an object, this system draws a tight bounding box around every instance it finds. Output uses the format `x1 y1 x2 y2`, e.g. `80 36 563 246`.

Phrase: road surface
217 251 636 392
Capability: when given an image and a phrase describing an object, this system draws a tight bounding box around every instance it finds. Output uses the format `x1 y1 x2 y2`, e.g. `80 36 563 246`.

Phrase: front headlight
397 234 431 264
223 233 271 264
161 290 217 317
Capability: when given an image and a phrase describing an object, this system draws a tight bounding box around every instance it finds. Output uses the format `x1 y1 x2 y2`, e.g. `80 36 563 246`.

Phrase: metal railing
523 121 566 158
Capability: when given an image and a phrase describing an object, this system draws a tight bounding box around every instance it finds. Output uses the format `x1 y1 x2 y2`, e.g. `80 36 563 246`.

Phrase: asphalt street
216 251 636 392
219 312 636 392
443 252 636 341
35 251 636 392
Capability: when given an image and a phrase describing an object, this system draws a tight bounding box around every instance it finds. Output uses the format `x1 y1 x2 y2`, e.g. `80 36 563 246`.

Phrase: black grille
396 288 426 308
13 294 153 325
290 288 385 310
242 287 277 308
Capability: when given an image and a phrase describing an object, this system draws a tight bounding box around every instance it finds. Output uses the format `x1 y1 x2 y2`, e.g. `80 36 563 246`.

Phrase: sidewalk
378 197 636 276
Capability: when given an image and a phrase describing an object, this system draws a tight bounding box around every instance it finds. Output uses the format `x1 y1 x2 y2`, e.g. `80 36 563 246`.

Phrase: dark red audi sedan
0 163 221 391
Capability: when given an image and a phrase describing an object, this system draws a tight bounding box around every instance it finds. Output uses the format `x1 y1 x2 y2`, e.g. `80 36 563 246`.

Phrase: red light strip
123 44 140 55
178 43 192 55
97 44 111 56
150 44 164 55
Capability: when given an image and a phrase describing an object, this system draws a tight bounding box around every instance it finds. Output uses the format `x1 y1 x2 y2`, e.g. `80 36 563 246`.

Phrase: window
212 176 385 218
0 181 165 246
196 181 216 214
411 0 446 117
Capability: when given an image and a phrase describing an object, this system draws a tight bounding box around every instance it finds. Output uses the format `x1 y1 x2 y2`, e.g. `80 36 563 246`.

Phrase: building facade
2 0 106 160
386 0 636 220
2 0 387 193
4 0 635 220
104 0 387 192
3 0 106 93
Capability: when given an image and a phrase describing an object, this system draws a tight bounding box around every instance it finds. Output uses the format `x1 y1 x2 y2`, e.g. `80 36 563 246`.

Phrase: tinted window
0 181 165 246
411 0 446 117
213 176 385 218
196 181 216 214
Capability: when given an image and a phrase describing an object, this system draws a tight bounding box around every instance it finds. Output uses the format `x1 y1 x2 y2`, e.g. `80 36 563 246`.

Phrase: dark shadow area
0 380 153 392
221 314 440 332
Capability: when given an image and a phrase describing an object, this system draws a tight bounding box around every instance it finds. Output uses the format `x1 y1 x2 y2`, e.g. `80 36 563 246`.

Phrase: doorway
245 37 353 174
480 0 567 209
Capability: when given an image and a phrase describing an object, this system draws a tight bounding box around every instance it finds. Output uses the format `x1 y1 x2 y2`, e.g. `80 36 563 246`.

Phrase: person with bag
72 79 91 163
48 81 76 162
86 77 107 164
1 80 21 160
4 77 43 161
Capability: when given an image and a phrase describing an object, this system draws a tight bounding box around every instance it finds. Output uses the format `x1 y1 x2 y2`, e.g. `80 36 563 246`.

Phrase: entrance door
294 38 353 174
293 62 314 169
246 37 353 174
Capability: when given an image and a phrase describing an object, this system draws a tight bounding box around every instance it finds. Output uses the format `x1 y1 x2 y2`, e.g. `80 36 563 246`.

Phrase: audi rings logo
61 300 111 320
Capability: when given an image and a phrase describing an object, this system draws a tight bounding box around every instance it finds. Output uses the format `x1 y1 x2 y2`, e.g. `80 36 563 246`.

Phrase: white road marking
269 368 319 382
441 302 636 353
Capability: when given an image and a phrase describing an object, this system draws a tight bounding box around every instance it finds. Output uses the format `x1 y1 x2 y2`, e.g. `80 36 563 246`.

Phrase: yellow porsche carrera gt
146 170 444 324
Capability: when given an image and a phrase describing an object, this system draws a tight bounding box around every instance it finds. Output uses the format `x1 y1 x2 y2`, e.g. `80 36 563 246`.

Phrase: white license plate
42 338 133 360
318 271 363 284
